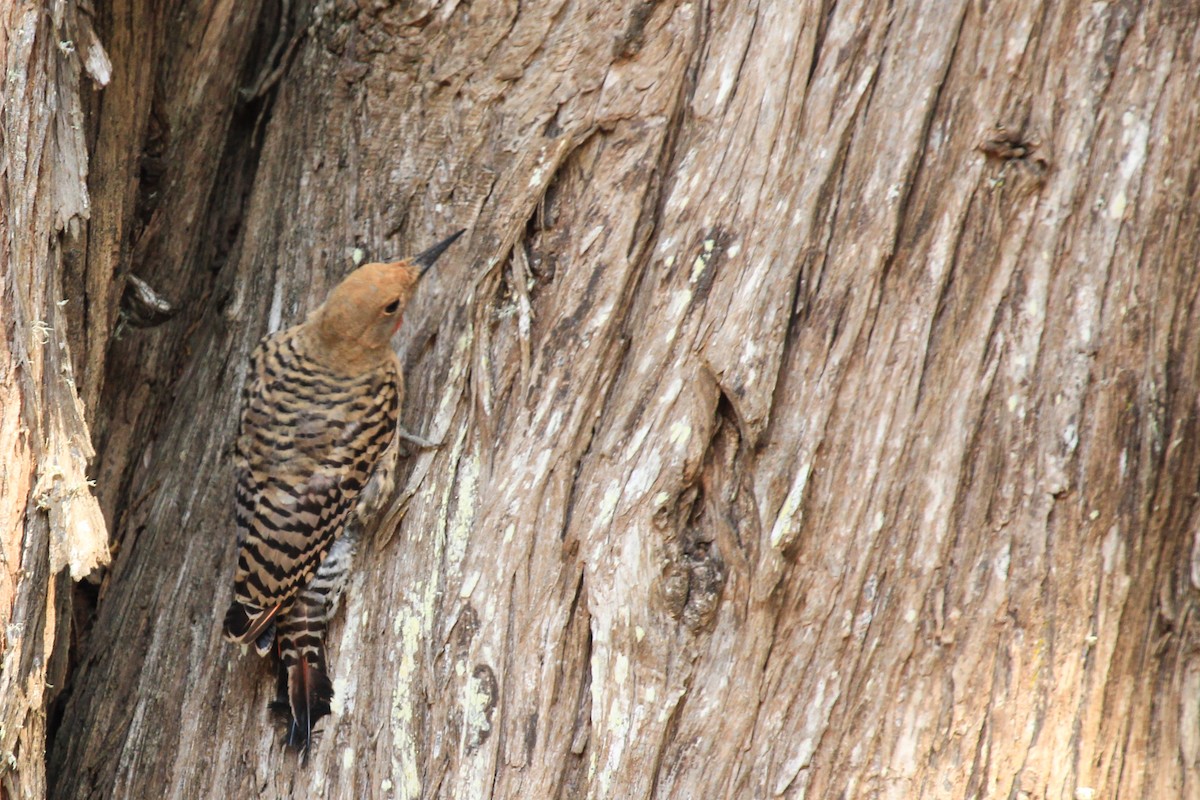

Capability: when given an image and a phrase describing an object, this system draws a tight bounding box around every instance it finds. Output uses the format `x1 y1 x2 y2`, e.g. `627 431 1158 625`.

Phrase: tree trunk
2 0 1198 798
2 3 113 798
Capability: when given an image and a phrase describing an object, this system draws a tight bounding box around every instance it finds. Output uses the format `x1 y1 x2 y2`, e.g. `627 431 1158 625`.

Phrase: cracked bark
2 1 1199 799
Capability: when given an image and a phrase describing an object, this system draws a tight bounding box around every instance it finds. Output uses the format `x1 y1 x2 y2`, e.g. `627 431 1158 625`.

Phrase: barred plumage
269 534 358 751
228 332 399 627
222 231 464 759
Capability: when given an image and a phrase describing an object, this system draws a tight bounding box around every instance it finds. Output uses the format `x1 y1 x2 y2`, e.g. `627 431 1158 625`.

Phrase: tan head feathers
306 230 465 372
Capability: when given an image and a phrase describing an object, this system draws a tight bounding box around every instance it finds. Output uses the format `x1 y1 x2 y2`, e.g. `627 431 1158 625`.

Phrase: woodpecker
223 230 465 758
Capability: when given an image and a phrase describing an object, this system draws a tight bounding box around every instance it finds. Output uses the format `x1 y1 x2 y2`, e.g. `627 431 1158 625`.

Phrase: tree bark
1 0 1197 798
2 3 113 798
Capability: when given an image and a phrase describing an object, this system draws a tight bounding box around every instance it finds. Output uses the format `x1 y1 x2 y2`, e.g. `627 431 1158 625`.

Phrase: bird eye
383 299 401 315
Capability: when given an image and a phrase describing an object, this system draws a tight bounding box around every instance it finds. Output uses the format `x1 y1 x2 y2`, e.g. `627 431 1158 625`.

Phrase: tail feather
286 656 334 761
270 543 352 761
246 537 355 762
269 647 292 723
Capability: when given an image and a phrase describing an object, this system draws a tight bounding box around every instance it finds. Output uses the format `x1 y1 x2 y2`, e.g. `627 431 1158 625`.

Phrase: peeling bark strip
1 3 113 799
0 0 1187 798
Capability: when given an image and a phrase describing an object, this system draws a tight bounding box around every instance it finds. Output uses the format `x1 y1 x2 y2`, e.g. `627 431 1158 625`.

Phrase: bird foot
396 427 442 451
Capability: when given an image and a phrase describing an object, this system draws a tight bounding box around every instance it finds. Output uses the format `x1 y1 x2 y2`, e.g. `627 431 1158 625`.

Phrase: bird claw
396 427 442 451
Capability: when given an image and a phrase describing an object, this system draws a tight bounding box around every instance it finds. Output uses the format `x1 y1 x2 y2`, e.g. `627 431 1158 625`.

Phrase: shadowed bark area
1 1 1198 798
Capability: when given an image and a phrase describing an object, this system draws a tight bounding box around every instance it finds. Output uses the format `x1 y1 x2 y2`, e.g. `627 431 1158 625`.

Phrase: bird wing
225 331 398 642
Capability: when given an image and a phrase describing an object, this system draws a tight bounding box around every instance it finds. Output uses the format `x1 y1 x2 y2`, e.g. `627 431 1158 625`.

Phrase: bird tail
266 536 356 761
284 651 334 762
275 597 335 760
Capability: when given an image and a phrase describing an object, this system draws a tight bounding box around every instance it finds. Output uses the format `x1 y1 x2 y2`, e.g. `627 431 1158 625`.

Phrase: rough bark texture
2 0 1199 798
2 3 112 798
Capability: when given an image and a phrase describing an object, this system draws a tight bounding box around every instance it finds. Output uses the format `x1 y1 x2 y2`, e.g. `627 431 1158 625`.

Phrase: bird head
310 230 465 369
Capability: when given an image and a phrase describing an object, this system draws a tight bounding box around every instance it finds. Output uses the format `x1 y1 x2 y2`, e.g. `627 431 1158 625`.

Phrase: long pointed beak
414 229 467 276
